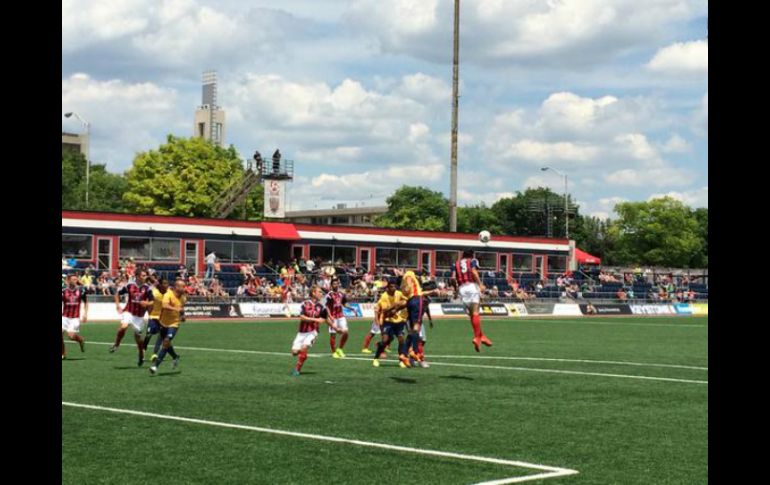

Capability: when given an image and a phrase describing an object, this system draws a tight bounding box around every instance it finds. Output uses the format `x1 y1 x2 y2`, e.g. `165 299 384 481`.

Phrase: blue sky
62 0 708 216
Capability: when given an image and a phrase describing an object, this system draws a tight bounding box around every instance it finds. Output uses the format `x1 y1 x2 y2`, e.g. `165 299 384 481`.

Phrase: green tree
691 207 708 267
62 150 128 212
457 204 503 234
611 197 703 267
491 187 575 238
123 135 262 218
374 186 449 231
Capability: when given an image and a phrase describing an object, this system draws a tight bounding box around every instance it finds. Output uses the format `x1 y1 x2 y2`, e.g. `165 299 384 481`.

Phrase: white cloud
603 167 693 187
647 39 708 74
502 140 599 163
346 0 708 68
660 134 691 153
61 73 186 170
692 92 708 137
649 187 708 207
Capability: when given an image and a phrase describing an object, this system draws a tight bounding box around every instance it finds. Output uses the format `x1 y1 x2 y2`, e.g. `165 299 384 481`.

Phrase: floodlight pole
541 167 569 239
449 0 460 232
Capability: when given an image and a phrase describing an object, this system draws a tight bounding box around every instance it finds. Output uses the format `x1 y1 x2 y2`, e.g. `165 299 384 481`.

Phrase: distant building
194 71 226 146
284 204 388 227
62 131 88 156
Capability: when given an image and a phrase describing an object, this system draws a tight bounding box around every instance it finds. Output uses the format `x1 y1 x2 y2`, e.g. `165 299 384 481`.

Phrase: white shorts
121 313 147 333
459 283 481 305
369 320 381 335
328 317 348 334
292 331 318 351
61 317 80 333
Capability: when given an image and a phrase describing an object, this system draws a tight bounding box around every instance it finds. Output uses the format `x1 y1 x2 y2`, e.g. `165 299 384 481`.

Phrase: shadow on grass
155 371 182 377
62 357 85 361
113 366 144 370
439 375 475 381
390 377 417 384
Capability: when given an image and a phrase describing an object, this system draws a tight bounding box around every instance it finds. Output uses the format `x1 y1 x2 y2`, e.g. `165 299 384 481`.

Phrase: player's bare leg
66 331 85 353
61 333 66 360
133 332 145 366
329 334 337 355
292 346 309 375
467 303 492 351
361 331 375 353
338 330 349 354
110 323 129 352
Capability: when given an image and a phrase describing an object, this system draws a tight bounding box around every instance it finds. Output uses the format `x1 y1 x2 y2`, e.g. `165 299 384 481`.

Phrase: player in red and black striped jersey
109 269 154 366
451 249 493 352
62 274 87 359
325 278 355 358
291 286 339 376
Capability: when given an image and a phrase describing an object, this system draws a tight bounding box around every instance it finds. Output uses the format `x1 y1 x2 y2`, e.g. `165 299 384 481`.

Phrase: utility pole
449 0 460 232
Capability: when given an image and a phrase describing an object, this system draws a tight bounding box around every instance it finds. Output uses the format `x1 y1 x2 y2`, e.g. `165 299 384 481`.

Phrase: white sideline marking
62 401 578 484
516 319 707 329
393 354 708 371
67 341 707 384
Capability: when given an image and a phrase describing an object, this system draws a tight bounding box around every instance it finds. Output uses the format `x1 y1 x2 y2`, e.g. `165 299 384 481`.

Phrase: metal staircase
212 168 261 218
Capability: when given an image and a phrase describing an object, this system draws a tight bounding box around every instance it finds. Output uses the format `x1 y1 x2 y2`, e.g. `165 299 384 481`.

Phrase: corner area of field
62 316 707 484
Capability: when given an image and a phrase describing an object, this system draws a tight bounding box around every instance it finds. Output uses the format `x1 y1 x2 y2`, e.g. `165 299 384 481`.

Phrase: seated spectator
515 288 531 300
688 289 696 302
616 288 627 301
208 277 228 299
245 279 259 297
67 257 78 269
626 288 635 299
80 271 96 293
535 281 544 293
240 263 254 280
567 284 579 300
62 257 72 270
97 272 113 295
489 286 499 298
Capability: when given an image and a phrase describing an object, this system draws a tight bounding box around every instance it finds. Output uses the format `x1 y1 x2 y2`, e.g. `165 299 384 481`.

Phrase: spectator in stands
688 289 696 302
62 257 72 270
616 288 627 301
515 287 531 300
305 258 316 274
556 274 565 288
176 265 188 280
80 270 96 293
236 281 247 296
489 286 499 299
67 256 77 269
205 251 217 280
240 263 254 281
125 258 136 278
626 287 635 300
567 283 579 300
245 278 259 297
97 271 113 295
208 277 228 300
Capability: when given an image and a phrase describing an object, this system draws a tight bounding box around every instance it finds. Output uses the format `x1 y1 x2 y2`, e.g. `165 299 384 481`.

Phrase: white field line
62 401 578 484
510 319 707 328
393 354 708 371
66 341 708 384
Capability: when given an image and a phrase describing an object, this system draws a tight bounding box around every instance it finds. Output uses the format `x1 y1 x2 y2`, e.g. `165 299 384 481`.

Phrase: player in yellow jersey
372 279 411 368
400 270 437 367
142 277 169 364
149 279 187 375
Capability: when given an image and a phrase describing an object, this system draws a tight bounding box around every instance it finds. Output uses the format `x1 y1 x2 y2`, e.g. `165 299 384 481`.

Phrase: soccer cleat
337 348 346 358
372 359 380 368
291 369 301 377
399 361 407 368
172 356 180 369
137 357 144 367
472 338 481 353
332 351 342 359
108 345 118 353
398 354 412 368
481 335 493 347
408 349 423 362
361 348 372 354
149 365 158 375
420 361 430 369
151 354 158 364
79 340 85 353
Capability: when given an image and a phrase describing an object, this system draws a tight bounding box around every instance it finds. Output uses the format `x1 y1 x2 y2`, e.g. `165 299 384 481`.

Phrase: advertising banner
358 303 376 319
239 302 301 318
264 180 286 218
428 303 444 316
524 302 556 315
631 304 675 315
184 302 243 318
579 304 633 315
553 304 582 316
478 303 509 316
342 304 363 318
441 303 467 315
691 303 709 315
504 303 528 317
672 303 693 315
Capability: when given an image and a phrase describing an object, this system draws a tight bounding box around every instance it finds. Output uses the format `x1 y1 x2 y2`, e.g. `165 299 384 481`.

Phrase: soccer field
62 316 708 484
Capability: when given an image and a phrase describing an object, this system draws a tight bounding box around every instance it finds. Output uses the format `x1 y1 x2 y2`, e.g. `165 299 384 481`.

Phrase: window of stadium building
62 234 92 259
375 248 397 266
232 242 258 263
205 240 234 263
547 256 567 273
333 246 356 265
436 250 459 269
309 245 334 264
119 237 151 260
397 249 418 268
476 251 497 270
513 254 533 272
150 238 180 261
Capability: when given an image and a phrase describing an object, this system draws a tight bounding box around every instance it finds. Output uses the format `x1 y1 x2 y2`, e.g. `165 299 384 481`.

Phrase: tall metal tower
195 70 226 146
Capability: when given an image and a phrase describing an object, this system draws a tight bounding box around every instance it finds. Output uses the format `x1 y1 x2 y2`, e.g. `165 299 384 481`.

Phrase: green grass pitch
62 316 708 484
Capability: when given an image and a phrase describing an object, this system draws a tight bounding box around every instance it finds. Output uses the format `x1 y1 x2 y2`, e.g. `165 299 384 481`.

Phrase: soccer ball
479 230 491 243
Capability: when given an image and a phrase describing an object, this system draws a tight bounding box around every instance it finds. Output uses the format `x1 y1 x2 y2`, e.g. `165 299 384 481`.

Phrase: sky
62 0 708 217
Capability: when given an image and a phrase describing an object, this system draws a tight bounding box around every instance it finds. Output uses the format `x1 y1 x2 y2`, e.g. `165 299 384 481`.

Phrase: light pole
449 0 460 232
541 167 569 239
64 112 91 208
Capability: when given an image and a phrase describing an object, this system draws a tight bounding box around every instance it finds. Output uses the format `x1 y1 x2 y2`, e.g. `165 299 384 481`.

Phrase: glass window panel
375 248 396 266
119 237 150 260
334 246 356 265
205 240 233 263
233 242 258 262
435 250 458 269
476 251 497 270
151 238 180 261
547 255 567 272
397 249 418 268
309 245 333 264
513 254 533 272
62 234 92 259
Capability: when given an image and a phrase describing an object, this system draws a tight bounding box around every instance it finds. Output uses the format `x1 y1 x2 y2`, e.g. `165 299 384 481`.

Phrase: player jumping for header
451 249 493 352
